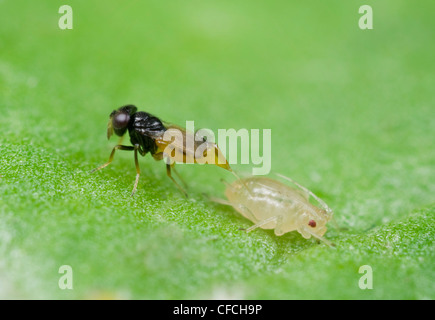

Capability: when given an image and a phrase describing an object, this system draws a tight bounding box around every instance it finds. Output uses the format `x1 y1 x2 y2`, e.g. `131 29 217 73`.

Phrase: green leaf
0 0 434 299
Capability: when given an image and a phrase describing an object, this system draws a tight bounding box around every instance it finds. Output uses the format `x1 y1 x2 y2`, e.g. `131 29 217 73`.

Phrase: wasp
91 105 233 196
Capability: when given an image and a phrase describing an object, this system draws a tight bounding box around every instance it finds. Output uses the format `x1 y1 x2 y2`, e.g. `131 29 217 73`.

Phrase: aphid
91 105 232 196
212 174 334 246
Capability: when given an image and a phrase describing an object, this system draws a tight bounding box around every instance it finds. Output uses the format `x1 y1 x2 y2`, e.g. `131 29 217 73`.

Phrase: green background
0 0 434 299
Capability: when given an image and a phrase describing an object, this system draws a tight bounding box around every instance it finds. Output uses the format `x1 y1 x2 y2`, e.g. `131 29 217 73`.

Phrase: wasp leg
166 164 188 198
171 165 188 189
131 144 141 197
90 145 135 173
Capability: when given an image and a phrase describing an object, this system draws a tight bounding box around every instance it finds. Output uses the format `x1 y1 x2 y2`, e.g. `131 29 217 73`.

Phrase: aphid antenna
330 216 341 233
275 173 333 215
305 228 335 247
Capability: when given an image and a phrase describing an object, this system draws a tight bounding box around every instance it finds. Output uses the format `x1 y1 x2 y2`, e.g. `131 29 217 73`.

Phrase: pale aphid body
216 174 334 246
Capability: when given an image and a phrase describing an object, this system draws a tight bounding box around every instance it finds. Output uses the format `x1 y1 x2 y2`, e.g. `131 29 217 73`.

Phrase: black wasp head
107 105 138 139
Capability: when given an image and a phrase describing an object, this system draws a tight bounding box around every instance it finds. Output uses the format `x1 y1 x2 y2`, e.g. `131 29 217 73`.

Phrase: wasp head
107 105 137 139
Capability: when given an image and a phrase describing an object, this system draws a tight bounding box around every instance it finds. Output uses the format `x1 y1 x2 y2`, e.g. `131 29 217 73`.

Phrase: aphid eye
308 220 316 228
113 112 130 129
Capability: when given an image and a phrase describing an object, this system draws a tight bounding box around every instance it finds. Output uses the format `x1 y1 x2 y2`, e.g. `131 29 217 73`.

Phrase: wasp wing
153 124 198 163
153 123 230 169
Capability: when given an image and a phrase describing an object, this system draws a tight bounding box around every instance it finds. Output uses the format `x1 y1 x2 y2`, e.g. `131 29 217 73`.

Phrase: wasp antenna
107 118 114 140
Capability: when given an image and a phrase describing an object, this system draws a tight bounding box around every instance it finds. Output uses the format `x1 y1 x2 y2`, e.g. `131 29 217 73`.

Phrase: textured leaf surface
0 0 434 299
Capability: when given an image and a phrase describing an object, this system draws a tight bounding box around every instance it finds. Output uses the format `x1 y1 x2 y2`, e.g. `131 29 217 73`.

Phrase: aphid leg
90 145 135 173
276 173 333 214
304 228 335 247
131 144 141 197
209 197 233 206
166 164 188 198
238 204 258 223
245 216 279 233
